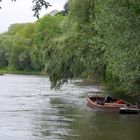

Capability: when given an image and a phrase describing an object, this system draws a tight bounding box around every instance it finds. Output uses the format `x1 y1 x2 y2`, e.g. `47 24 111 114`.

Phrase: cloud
0 0 67 33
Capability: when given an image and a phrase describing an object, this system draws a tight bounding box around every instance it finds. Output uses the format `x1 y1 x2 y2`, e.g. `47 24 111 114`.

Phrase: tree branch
0 0 51 18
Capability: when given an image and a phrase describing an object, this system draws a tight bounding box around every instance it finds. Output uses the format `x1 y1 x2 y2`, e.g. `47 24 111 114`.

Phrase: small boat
87 96 137 112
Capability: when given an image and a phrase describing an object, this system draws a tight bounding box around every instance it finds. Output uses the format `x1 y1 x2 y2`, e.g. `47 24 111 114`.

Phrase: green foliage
94 0 140 95
0 34 9 67
0 0 139 95
33 15 63 45
0 15 64 72
0 45 8 67
32 15 64 71
46 0 140 95
6 35 32 70
47 0 106 88
47 33 87 88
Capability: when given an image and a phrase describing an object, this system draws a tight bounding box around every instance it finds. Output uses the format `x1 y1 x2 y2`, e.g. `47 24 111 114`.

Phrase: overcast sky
0 0 67 33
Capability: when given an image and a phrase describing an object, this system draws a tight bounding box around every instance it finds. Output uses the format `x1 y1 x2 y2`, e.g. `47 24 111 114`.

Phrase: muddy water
0 74 140 140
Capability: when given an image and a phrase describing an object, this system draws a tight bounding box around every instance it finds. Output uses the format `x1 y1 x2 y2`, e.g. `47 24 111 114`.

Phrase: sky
0 0 67 33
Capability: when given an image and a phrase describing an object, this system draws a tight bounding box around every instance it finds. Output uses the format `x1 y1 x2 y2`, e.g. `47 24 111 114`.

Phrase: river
0 74 140 140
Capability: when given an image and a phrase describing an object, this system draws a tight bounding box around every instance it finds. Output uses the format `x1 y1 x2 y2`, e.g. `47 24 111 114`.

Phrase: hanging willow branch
0 0 51 18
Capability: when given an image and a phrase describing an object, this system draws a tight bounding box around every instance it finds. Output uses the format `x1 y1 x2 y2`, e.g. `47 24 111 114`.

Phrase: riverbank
101 81 139 103
0 67 139 103
0 68 47 75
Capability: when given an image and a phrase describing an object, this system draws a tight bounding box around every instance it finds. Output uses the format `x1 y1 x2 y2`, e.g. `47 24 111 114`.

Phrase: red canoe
87 96 136 112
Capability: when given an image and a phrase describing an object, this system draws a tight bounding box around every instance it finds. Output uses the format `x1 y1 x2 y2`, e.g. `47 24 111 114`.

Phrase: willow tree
47 0 140 95
46 0 106 88
94 0 140 95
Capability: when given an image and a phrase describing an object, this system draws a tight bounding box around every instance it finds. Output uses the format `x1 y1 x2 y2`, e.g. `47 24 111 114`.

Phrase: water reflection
0 74 140 140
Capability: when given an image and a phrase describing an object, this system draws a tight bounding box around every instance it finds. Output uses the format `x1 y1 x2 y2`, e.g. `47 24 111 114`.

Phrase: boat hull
87 96 128 112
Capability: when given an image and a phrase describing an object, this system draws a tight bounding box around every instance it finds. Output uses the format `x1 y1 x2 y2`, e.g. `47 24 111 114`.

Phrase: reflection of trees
31 97 77 140
31 96 140 140
50 97 99 140
50 98 140 140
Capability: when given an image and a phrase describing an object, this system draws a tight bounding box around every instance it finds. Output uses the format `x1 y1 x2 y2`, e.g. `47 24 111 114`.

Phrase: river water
0 74 140 140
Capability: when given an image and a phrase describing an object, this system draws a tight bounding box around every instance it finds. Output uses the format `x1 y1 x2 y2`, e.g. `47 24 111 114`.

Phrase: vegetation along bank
0 0 139 95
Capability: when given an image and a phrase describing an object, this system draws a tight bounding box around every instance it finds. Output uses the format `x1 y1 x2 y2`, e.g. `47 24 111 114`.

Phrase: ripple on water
0 74 140 140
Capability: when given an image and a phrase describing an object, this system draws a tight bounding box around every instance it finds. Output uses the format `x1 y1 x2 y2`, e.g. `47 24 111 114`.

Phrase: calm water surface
0 74 140 140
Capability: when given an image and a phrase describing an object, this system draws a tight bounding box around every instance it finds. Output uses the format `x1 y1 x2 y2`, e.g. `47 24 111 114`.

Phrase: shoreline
0 68 47 76
0 68 139 101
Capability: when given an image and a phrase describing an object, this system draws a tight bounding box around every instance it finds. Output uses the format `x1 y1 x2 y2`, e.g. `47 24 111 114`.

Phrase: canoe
87 96 137 112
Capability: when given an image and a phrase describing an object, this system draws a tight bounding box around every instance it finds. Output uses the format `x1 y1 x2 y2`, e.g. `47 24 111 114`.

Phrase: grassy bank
0 67 47 75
